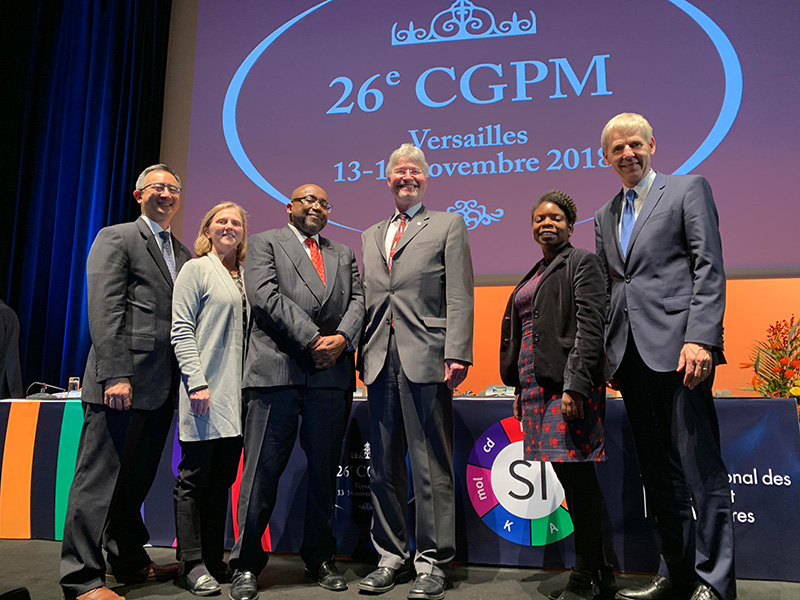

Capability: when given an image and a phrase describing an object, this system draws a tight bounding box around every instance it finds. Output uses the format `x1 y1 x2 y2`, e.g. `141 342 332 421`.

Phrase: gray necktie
158 230 177 281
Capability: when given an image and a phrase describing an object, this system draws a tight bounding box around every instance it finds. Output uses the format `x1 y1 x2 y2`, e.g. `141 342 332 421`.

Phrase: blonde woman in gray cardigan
171 201 249 596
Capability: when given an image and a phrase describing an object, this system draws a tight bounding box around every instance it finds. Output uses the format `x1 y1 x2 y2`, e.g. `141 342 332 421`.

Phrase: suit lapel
138 218 175 287
626 172 666 260
531 245 570 303
277 226 325 303
319 236 338 304
606 191 626 263
372 218 390 263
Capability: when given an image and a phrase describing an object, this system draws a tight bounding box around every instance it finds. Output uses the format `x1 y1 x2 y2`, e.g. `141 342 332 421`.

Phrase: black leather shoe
305 561 347 591
549 565 618 600
595 564 619 600
616 576 694 600
229 570 259 600
408 573 446 600
209 566 232 584
688 585 721 600
358 566 414 594
108 561 180 585
180 572 221 597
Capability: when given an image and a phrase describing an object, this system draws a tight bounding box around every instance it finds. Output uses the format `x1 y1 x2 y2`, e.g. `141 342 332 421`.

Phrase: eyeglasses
292 195 332 212
141 183 182 195
392 167 423 177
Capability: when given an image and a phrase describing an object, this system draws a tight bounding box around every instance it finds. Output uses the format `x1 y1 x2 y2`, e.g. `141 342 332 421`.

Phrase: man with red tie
228 184 365 600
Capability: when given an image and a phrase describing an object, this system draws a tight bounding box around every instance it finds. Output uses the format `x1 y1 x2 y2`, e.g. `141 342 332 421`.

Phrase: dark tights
551 462 604 573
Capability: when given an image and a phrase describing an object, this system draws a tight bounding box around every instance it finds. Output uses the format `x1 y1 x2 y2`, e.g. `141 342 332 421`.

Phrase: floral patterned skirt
520 373 605 463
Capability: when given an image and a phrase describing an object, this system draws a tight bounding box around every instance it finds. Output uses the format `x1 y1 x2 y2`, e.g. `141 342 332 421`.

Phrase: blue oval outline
222 1 742 232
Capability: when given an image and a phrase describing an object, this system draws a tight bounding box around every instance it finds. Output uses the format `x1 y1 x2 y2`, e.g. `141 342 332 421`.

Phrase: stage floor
0 539 797 600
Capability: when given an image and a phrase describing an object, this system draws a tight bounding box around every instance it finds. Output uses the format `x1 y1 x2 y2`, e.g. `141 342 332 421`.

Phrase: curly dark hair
531 189 577 226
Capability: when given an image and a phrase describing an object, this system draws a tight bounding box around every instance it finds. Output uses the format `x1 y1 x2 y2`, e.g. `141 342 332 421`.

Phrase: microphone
26 381 66 400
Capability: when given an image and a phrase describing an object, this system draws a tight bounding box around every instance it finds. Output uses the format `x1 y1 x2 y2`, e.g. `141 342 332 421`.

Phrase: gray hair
385 143 429 178
601 113 653 151
135 163 182 190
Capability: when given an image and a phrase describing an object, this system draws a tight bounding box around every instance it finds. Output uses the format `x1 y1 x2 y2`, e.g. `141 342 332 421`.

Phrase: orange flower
739 361 753 369
773 366 784 374
786 370 797 378
779 357 790 366
791 360 800 369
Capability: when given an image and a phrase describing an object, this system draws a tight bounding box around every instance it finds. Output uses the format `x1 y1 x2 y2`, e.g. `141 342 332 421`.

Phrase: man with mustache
358 144 474 600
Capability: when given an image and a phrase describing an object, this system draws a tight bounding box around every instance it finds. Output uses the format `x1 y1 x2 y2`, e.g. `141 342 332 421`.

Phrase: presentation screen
184 0 800 277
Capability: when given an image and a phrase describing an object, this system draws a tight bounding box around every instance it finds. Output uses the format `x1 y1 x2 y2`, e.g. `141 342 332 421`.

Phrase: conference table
1 396 798 582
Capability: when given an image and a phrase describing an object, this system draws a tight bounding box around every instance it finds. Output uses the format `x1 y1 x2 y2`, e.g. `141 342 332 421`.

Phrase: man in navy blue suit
594 113 735 600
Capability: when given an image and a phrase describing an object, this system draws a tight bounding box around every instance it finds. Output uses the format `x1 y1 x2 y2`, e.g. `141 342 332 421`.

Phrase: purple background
185 0 800 276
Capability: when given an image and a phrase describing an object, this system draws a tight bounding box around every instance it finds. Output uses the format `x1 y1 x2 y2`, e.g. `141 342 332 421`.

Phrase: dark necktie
388 213 408 272
305 237 326 285
619 189 636 256
158 230 177 281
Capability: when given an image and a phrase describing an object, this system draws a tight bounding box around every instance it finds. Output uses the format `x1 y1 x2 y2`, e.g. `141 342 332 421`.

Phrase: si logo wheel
467 417 574 546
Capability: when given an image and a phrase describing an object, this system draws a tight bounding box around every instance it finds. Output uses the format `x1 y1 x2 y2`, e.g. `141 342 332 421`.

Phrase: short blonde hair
194 201 248 262
601 113 653 151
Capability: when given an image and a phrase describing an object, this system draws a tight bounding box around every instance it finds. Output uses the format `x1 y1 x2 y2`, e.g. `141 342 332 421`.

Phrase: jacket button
625 276 631 283
533 334 539 342
533 310 539 318
623 308 628 314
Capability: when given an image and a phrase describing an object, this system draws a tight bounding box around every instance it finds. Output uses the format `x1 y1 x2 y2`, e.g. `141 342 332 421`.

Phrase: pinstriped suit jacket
81 217 191 410
242 225 364 390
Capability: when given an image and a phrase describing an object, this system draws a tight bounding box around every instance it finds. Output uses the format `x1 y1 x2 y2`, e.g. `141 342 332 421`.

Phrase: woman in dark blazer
499 190 615 600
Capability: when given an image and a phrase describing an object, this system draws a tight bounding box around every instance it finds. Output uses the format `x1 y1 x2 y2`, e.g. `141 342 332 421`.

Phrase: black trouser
229 386 349 575
174 436 242 568
616 335 736 600
60 400 174 599
552 462 604 573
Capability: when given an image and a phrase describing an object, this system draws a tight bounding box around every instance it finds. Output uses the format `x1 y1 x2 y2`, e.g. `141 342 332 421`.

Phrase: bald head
287 184 330 236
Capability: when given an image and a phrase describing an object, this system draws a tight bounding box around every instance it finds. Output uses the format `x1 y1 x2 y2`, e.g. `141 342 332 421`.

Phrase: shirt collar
626 169 656 200
287 222 320 245
393 202 423 220
139 214 170 236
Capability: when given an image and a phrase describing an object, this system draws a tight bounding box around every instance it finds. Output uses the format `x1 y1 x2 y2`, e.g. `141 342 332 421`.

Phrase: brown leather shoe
108 561 180 585
76 587 124 600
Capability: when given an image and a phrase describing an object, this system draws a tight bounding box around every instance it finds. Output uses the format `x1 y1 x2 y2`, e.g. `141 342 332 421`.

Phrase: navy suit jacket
242 225 365 390
594 172 726 375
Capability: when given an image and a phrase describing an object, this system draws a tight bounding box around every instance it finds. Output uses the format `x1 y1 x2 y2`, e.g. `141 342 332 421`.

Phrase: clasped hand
309 334 347 370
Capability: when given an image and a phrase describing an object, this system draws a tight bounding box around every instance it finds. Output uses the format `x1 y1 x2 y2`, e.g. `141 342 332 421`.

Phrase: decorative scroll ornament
447 200 504 230
392 0 536 46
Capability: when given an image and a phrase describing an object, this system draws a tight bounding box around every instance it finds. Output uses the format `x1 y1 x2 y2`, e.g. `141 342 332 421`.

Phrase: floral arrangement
740 316 800 411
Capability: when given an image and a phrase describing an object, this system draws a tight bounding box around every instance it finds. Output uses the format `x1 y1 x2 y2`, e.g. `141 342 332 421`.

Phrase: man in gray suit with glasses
358 144 474 600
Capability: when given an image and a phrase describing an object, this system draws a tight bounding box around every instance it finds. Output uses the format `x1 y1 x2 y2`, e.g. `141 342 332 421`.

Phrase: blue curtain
1 0 172 393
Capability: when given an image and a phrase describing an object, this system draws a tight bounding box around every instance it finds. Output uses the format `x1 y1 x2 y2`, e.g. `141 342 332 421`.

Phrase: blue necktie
158 230 177 281
619 189 636 256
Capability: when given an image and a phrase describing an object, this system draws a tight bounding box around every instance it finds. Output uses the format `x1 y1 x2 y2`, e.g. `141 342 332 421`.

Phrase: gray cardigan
171 253 248 442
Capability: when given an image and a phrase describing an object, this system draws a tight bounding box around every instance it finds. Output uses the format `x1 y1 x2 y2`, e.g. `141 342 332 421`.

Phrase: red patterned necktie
305 237 325 285
387 213 408 272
